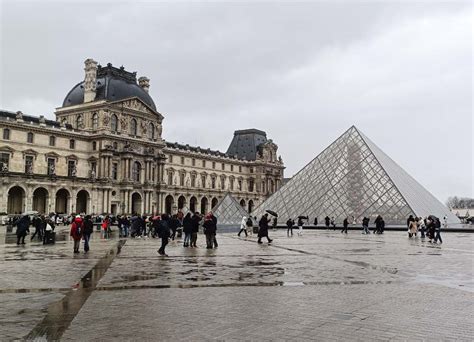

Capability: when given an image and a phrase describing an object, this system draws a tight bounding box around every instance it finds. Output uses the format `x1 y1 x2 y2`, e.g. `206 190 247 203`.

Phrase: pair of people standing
238 216 253 237
203 212 218 249
183 212 201 247
70 215 93 253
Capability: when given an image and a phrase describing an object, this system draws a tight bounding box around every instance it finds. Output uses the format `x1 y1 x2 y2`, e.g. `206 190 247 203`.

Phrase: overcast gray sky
0 0 472 202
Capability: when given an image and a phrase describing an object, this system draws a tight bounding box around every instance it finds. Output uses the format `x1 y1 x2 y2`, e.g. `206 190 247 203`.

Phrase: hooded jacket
70 217 83 240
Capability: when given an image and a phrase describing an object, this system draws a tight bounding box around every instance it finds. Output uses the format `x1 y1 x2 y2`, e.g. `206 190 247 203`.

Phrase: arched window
111 114 118 132
148 123 155 140
27 132 34 143
132 162 141 182
76 115 83 129
130 119 137 136
92 113 98 129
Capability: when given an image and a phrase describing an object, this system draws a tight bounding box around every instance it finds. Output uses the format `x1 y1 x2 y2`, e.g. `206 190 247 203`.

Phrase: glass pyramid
211 192 249 228
254 126 459 225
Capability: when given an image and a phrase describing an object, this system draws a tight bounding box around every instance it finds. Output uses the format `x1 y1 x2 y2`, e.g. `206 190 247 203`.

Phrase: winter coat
286 219 294 228
203 215 217 235
343 218 349 228
70 217 83 241
183 215 193 234
191 215 201 233
241 216 248 230
325 216 330 226
15 216 30 236
131 216 144 232
258 216 270 237
159 219 171 238
169 217 181 231
83 218 94 235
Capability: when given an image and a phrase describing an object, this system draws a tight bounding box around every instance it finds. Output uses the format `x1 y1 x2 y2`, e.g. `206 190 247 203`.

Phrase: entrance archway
240 199 246 208
7 186 25 214
76 190 90 214
131 193 142 214
248 200 254 214
211 197 218 209
55 189 70 214
165 195 174 215
189 196 197 213
32 187 48 214
200 197 208 214
177 195 186 210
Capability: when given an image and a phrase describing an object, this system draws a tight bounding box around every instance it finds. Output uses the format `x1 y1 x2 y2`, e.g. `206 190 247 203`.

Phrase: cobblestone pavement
1 229 473 341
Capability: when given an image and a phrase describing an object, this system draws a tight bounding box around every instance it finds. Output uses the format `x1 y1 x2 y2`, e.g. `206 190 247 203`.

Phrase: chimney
83 58 98 103
138 76 150 93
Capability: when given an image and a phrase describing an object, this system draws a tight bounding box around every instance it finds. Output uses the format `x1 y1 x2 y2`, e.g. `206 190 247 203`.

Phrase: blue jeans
121 225 129 237
84 233 91 252
183 233 191 246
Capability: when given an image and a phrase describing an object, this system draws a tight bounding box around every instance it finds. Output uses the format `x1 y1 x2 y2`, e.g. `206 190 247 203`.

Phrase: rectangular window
180 173 185 186
2 128 10 140
152 167 156 182
211 177 216 189
25 155 34 174
67 160 76 177
201 175 206 188
221 163 225 171
47 158 55 175
249 179 254 192
27 132 34 143
0 153 9 171
202 160 206 168
92 141 97 150
230 165 234 172
238 180 242 191
239 166 242 172
69 139 75 149
112 163 118 180
250 167 254 173
181 156 185 165
212 161 215 169
230 179 234 190
168 171 173 185
191 174 196 187
192 158 196 166
49 136 56 146
169 155 173 163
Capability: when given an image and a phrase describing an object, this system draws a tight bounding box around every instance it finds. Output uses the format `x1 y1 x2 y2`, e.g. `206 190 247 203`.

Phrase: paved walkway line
24 240 126 341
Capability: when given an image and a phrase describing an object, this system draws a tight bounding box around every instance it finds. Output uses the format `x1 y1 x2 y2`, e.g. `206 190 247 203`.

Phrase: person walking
297 217 305 236
101 215 111 239
238 216 249 237
258 213 272 244
203 212 217 249
191 212 201 247
169 214 180 241
15 215 30 245
409 219 418 238
341 217 349 234
362 217 370 234
157 213 170 256
83 215 93 252
43 217 55 245
272 217 278 231
419 217 426 238
330 217 336 230
433 217 443 244
70 215 83 254
324 216 330 229
374 215 383 234
245 216 253 236
182 212 193 247
313 217 318 226
286 218 295 236
407 215 415 238
31 215 44 242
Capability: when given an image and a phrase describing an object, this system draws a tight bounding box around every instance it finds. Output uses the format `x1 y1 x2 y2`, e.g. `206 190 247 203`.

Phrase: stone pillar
84 58 98 103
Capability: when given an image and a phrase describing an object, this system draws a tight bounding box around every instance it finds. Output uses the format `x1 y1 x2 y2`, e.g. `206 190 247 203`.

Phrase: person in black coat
182 213 193 247
203 212 217 249
324 216 330 229
286 218 295 236
15 215 30 245
169 215 180 241
31 216 44 241
83 215 94 252
341 217 349 234
191 212 201 248
374 215 384 234
258 214 272 244
158 214 170 256
313 217 318 226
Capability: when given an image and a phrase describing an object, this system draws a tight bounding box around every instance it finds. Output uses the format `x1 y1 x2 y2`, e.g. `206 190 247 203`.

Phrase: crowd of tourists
406 215 445 244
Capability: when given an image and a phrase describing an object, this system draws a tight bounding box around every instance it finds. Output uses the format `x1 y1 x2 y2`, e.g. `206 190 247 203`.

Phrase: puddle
24 240 126 341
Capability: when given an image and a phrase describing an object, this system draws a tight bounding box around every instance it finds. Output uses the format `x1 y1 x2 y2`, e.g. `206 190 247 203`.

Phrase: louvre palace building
0 59 284 216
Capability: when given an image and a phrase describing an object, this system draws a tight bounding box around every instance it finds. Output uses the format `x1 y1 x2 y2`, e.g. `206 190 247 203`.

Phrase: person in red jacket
70 215 83 254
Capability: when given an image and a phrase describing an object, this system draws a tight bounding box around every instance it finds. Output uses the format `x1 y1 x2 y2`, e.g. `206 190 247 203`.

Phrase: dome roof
62 63 156 110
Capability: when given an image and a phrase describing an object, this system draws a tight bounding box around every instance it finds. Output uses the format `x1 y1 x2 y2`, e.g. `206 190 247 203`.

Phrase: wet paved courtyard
1 229 473 341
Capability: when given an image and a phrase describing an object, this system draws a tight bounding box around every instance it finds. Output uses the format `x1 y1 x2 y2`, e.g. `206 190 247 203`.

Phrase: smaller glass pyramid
253 126 458 225
211 192 249 228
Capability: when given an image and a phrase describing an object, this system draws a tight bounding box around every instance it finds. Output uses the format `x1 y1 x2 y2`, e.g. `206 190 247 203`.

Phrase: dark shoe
268 239 273 243
258 241 263 244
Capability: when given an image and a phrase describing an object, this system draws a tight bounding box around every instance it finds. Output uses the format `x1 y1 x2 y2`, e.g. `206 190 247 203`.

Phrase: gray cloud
0 1 472 202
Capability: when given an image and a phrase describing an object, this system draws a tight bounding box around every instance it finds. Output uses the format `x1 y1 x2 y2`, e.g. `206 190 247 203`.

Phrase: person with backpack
191 212 201 248
286 218 295 236
157 214 170 256
182 212 193 247
238 216 249 237
70 215 83 254
83 215 94 252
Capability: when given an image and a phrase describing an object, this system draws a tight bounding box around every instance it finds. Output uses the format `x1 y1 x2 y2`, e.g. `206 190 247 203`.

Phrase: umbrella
298 215 309 220
266 210 278 217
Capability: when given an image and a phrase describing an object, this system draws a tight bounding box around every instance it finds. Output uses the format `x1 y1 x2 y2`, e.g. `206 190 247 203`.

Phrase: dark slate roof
164 141 237 159
0 110 73 129
226 129 267 161
63 63 156 110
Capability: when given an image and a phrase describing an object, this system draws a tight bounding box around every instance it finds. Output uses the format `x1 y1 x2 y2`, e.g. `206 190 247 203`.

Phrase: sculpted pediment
110 97 163 119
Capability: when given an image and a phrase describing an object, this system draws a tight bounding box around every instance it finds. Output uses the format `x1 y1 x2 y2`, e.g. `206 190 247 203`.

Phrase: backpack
246 218 253 226
75 222 82 235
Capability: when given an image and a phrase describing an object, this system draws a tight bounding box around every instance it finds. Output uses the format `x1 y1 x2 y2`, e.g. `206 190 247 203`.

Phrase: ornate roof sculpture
253 126 459 225
211 192 249 229
62 62 156 110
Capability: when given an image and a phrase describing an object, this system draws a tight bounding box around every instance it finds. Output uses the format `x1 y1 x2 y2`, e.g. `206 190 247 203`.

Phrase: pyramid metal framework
211 192 249 228
254 126 459 225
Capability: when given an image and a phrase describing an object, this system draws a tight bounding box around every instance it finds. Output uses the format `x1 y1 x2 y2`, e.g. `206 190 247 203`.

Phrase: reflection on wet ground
0 229 473 341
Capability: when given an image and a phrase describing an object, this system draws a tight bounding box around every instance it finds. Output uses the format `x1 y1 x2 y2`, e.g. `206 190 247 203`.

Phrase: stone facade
0 59 284 216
